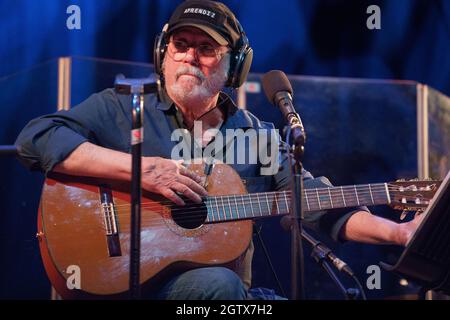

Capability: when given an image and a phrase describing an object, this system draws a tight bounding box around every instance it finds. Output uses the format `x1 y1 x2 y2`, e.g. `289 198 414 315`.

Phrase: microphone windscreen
261 70 293 105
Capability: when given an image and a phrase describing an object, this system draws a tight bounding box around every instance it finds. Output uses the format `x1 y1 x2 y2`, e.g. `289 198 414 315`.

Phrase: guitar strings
109 184 393 208
74 194 426 234
90 190 430 223
101 187 410 215
108 183 425 209
109 186 430 211
55 189 430 232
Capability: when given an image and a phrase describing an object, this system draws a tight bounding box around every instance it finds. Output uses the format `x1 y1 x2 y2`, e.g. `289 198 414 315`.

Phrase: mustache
175 66 206 82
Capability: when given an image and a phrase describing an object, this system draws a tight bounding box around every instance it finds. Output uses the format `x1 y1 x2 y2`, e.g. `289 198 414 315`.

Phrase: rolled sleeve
273 141 370 242
303 176 370 243
38 126 87 174
14 91 116 173
328 208 365 243
15 115 90 173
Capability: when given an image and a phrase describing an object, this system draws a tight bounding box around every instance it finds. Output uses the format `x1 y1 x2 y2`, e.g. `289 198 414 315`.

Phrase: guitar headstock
388 179 441 212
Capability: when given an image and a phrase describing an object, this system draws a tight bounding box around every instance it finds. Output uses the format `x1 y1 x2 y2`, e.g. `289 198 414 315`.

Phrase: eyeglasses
167 39 230 67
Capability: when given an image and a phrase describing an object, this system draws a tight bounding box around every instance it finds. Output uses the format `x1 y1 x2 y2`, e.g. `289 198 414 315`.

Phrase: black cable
350 274 367 300
254 224 287 298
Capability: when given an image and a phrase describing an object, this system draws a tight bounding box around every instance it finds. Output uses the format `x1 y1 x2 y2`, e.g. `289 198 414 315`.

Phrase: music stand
380 170 450 295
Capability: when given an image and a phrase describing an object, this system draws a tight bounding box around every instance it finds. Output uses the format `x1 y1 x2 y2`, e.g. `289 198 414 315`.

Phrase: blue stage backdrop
0 0 449 299
0 0 449 95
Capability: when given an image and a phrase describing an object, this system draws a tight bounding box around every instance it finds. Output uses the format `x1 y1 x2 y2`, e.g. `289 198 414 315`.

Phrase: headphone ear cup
153 32 167 77
227 45 253 88
236 46 253 88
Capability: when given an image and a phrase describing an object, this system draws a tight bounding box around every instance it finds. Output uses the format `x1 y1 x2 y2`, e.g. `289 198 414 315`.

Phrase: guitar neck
204 183 391 223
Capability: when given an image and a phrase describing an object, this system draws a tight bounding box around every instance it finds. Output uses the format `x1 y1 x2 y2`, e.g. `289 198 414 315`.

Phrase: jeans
154 267 247 300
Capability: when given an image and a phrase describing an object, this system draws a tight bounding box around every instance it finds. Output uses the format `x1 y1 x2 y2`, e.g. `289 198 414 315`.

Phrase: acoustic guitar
36 162 440 299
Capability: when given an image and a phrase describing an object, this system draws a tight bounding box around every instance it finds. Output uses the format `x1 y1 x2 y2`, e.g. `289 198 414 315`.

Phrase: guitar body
37 162 252 299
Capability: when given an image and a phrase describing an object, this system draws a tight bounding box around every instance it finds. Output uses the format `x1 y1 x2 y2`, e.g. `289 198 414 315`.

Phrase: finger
177 175 208 197
171 183 203 203
179 166 203 184
161 188 185 206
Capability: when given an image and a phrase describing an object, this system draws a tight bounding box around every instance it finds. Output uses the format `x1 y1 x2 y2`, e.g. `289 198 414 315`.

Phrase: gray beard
165 55 230 103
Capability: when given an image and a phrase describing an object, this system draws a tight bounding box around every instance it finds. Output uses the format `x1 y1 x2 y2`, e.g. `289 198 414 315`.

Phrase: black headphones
153 20 253 89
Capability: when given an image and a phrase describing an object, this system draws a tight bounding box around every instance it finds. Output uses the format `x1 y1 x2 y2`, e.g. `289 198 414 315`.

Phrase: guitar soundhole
171 201 208 229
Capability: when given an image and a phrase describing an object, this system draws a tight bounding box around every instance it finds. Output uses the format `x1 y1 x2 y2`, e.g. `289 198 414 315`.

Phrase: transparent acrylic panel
244 74 419 183
428 87 450 180
0 59 59 298
243 74 424 299
70 56 154 107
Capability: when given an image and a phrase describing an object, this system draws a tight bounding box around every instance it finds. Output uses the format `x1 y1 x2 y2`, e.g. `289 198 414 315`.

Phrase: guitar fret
385 183 391 204
274 193 280 214
249 194 255 217
241 195 247 218
256 193 263 216
304 191 311 211
328 188 334 208
227 196 234 219
220 196 227 220
283 191 290 213
354 185 360 205
359 184 373 205
341 187 346 206
316 188 322 210
234 196 240 219
369 184 374 204
265 194 271 215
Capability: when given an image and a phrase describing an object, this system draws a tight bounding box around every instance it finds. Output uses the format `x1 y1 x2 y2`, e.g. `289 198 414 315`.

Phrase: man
15 0 421 300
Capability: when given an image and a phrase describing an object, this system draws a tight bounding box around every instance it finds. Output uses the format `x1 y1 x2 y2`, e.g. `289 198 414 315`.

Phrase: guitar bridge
100 185 122 257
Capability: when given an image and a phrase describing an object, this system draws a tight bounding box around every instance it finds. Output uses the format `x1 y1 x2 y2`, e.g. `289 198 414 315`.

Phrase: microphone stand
281 216 361 300
303 230 360 300
283 108 307 300
114 75 159 300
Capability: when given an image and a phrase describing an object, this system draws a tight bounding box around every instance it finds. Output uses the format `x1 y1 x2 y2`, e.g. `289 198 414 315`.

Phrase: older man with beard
15 0 422 300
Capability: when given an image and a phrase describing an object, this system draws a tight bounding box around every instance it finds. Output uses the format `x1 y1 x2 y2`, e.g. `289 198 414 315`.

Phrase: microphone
261 70 306 147
280 216 355 276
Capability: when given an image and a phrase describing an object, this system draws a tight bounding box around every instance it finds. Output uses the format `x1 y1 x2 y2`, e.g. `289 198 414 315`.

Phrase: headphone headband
154 19 252 88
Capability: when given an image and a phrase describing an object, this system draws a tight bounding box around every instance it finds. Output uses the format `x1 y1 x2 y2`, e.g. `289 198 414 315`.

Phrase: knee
157 267 247 300
206 267 247 300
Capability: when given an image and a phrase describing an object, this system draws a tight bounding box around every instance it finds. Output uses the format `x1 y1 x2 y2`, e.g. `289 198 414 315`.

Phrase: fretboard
204 183 391 223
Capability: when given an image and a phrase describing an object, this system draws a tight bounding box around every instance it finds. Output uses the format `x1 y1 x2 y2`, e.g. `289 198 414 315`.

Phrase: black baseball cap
166 0 242 48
